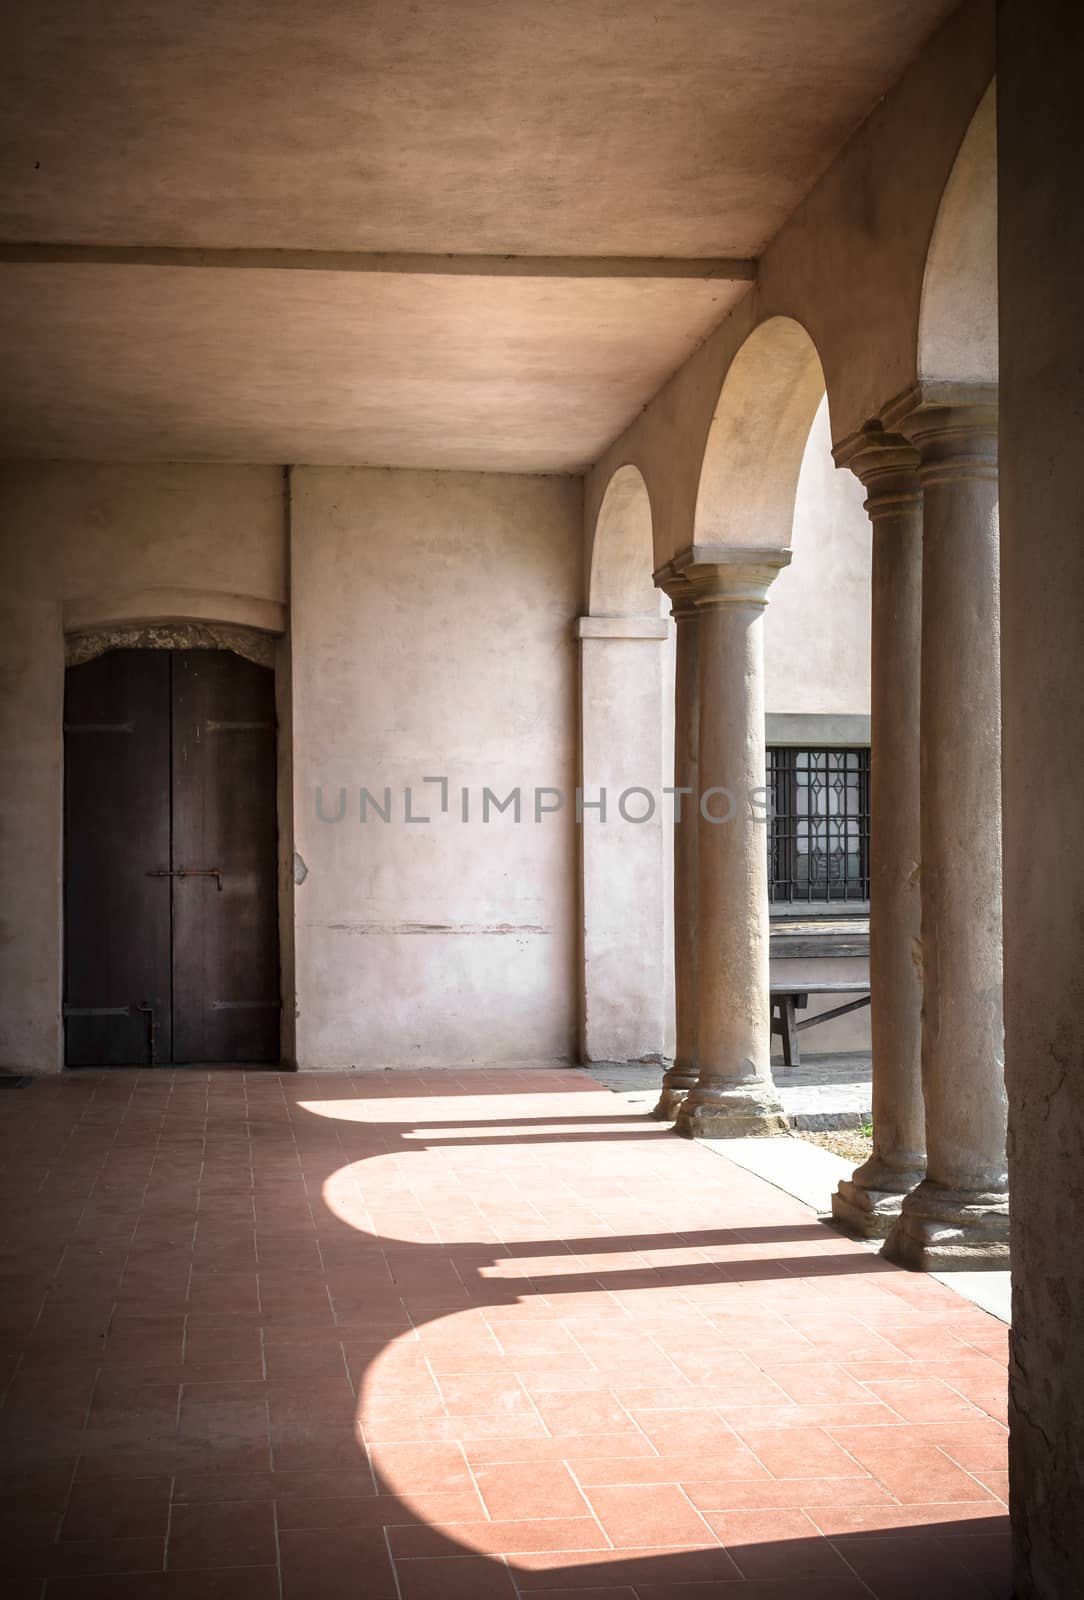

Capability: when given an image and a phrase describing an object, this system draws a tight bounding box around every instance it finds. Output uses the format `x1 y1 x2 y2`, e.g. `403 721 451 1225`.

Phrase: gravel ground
800 1125 874 1163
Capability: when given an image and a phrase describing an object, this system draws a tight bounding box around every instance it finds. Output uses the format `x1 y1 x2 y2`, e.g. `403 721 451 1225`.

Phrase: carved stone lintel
65 621 277 669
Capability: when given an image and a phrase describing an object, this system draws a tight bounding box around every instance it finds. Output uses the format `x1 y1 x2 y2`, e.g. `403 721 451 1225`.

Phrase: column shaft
884 394 1007 1269
654 582 699 1118
675 548 789 1139
832 435 926 1236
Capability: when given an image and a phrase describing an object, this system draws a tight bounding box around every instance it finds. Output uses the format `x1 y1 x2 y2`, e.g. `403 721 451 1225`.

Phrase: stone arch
918 81 997 386
694 315 827 550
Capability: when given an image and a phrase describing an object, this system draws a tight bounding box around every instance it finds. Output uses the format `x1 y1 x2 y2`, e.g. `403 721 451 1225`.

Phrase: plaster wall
765 395 871 719
769 957 869 1063
0 463 287 1071
289 467 581 1069
579 629 669 1065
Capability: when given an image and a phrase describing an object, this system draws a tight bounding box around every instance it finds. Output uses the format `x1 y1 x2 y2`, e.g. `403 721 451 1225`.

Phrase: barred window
767 747 870 905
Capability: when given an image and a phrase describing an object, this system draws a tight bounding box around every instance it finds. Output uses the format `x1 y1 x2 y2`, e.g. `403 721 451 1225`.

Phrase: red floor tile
62 1476 172 1541
389 1515 611 1557
702 1507 860 1580
581 1483 716 1549
279 1526 398 1598
395 1554 518 1599
275 1489 484 1528
827 1432 1001 1505
473 1461 591 1520
861 1377 988 1422
167 1501 277 1570
731 1422 872 1479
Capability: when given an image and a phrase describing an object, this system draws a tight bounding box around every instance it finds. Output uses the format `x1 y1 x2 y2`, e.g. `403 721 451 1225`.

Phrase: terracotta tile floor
0 1067 1012 1598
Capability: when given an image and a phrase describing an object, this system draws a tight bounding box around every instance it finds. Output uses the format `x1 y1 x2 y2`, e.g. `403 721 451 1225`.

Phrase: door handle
147 867 223 891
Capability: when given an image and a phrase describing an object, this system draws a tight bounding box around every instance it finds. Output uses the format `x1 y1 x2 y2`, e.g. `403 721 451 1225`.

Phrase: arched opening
765 392 875 1062
694 315 826 549
696 320 875 1071
918 82 997 385
578 466 673 1065
588 463 661 618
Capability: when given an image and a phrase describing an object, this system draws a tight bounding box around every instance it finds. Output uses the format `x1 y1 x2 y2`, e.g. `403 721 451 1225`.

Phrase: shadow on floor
0 1066 1010 1597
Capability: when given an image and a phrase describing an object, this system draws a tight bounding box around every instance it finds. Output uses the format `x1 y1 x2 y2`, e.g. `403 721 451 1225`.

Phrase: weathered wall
999 1 1084 1593
289 467 582 1069
578 624 670 1064
1 463 583 1074
765 395 871 718
0 463 287 1071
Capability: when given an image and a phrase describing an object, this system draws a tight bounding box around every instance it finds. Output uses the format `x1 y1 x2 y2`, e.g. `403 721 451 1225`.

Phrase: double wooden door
64 648 280 1066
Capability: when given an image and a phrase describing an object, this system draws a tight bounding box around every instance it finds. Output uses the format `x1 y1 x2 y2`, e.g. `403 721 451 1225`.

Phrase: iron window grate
767 746 870 905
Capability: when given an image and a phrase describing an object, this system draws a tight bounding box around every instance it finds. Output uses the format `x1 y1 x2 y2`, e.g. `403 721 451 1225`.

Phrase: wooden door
170 650 280 1064
63 648 280 1065
64 650 173 1066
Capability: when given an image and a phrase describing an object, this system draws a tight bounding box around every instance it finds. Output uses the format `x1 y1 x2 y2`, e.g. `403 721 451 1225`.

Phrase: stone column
652 569 699 1119
831 431 926 1236
882 388 1007 1269
674 546 790 1139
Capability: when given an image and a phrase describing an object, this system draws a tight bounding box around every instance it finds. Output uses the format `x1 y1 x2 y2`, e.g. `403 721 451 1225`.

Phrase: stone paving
0 1067 1009 1598
587 1056 874 1130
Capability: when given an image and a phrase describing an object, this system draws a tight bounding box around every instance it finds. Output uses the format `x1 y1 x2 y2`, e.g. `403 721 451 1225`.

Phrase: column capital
833 425 921 519
651 560 698 620
881 382 998 485
657 544 792 610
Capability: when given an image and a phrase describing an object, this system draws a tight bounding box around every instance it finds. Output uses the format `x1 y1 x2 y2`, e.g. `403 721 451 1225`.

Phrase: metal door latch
136 1003 157 1065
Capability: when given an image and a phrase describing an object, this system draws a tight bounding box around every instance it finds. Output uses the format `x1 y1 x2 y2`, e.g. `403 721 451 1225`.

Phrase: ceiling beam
0 243 756 282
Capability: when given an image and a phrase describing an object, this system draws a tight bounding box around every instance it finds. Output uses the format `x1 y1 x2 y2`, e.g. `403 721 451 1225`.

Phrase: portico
1 1 1082 1595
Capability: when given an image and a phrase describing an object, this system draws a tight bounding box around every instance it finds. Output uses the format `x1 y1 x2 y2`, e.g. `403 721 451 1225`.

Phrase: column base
831 1156 925 1240
652 1069 697 1121
882 1178 1010 1270
674 1083 788 1140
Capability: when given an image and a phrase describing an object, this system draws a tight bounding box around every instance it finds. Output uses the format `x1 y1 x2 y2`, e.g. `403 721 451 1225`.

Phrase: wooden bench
770 981 870 1068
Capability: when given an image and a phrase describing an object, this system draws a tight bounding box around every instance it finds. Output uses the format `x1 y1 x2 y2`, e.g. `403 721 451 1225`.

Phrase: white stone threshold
709 1135 1011 1325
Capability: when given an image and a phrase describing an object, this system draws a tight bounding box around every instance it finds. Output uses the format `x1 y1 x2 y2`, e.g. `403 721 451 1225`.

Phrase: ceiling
0 0 960 470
